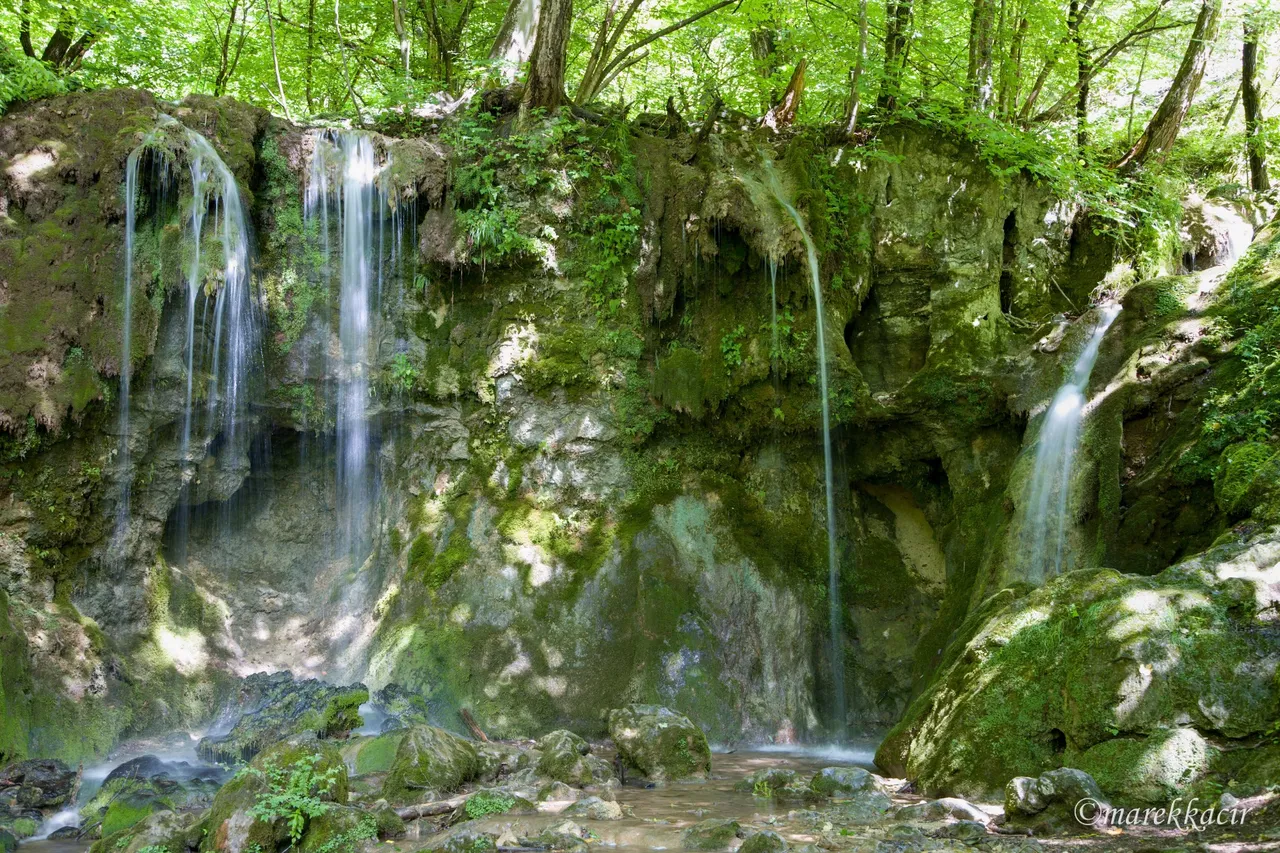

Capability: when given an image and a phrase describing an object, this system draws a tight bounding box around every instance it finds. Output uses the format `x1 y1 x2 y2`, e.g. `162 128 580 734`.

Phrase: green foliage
719 325 746 374
321 690 368 737
309 815 377 853
240 753 342 845
464 791 516 819
388 353 419 394
0 42 67 115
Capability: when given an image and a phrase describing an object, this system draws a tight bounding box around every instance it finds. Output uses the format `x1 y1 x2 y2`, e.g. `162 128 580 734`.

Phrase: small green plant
310 816 377 853
389 353 419 394
465 790 517 819
720 325 746 374
752 777 772 798
240 753 342 845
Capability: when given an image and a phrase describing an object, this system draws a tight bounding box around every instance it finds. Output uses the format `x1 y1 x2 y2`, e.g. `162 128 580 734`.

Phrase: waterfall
113 118 261 558
1020 303 1122 582
761 158 846 737
112 141 147 546
305 131 388 565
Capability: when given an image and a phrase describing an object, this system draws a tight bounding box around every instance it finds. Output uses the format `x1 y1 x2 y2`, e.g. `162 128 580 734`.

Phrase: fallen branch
396 794 468 821
461 708 491 742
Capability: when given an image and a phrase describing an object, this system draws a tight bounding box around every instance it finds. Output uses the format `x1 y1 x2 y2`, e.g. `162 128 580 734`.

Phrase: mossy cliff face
0 88 1265 765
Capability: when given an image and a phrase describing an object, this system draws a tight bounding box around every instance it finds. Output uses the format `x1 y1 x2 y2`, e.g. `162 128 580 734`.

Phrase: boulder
681 818 740 850
896 798 990 824
1072 727 1214 803
475 743 533 783
201 740 349 853
297 805 376 853
430 828 498 853
738 830 786 853
607 706 711 782
520 820 588 853
809 767 880 797
90 811 202 853
1005 768 1109 835
877 538 1280 799
832 789 894 823
0 759 80 808
561 796 622 820
733 768 796 795
535 731 612 786
382 726 478 803
353 732 405 775
459 789 536 820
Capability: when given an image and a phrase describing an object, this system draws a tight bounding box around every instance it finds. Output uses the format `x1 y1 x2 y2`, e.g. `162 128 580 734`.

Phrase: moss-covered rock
296 805 377 853
607 705 711 782
354 732 404 775
382 726 478 803
201 739 348 853
809 767 880 797
534 730 612 786
1073 727 1215 803
681 818 740 850
877 528 1280 799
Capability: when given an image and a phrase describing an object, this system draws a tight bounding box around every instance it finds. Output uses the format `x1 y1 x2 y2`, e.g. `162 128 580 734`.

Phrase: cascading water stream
761 158 845 736
1021 303 1122 582
114 118 261 557
305 131 388 567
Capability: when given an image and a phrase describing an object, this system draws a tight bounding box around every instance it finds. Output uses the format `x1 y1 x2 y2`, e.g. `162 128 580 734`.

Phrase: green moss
322 689 369 738
354 733 404 775
102 796 165 838
464 790 517 819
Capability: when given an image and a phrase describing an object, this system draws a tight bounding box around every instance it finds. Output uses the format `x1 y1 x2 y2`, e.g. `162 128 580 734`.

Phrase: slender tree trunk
1071 0 1090 147
967 0 998 112
265 0 292 119
1243 18 1270 190
880 0 913 110
306 0 317 111
999 14 1027 117
490 0 544 84
1117 0 1223 169
334 0 365 120
522 0 573 109
392 0 411 79
846 0 869 136
1126 40 1149 144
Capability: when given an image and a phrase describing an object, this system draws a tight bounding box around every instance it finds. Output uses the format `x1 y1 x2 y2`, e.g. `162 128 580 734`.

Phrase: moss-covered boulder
809 767 880 797
561 796 622 820
681 818 740 850
607 706 711 782
1073 727 1215 803
296 805 377 853
0 759 80 808
733 768 796 795
534 730 612 786
352 732 405 775
201 740 348 853
459 788 536 820
0 828 15 853
738 830 786 853
382 726 478 803
1004 768 1109 835
88 810 203 853
877 528 1280 800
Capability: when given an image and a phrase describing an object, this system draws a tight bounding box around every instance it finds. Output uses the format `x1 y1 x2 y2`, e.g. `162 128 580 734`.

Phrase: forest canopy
0 0 1275 198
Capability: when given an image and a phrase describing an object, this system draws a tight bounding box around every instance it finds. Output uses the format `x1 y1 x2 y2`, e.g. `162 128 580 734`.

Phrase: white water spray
1021 303 1121 582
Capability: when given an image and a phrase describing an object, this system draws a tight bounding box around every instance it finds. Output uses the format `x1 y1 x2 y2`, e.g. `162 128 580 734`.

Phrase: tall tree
18 0 97 71
846 0 869 136
1116 0 1223 169
880 0 912 111
1243 13 1270 191
522 0 572 108
967 0 998 112
490 0 543 84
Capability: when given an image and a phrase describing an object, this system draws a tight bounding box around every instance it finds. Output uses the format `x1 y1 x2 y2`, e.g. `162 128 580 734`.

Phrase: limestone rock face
607 705 711 782
383 726 478 802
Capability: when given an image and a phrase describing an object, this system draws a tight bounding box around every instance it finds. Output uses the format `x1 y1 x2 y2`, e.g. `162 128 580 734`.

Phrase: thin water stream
759 158 845 737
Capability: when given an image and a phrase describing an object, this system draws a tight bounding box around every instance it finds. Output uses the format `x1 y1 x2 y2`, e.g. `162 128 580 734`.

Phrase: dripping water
1021 303 1122 582
761 157 845 737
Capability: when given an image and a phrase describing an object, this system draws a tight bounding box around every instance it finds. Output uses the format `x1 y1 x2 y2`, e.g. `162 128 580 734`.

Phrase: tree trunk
761 59 806 130
967 0 998 112
1116 0 1223 169
490 0 544 84
392 0 411 79
266 0 292 119
999 14 1027 117
846 0 870 136
880 0 913 110
522 0 573 109
306 0 317 111
1243 18 1270 190
1071 0 1090 147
